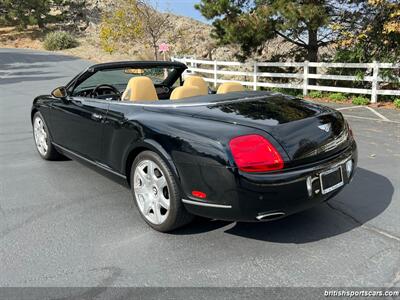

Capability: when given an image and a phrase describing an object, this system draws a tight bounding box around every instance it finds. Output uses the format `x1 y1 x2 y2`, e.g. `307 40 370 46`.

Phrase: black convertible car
31 60 357 232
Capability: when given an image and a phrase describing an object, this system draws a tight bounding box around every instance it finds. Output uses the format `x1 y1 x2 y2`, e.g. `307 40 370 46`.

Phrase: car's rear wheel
130 151 193 232
33 112 61 160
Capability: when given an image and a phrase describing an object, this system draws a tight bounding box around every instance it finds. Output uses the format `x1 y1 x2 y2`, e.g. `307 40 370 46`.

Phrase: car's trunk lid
189 94 348 164
144 92 350 164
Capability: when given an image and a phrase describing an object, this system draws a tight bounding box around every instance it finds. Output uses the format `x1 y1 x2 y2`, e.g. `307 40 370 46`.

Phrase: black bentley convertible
31 60 357 232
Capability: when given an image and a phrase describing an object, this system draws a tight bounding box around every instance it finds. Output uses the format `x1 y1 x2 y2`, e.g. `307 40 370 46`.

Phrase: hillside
0 2 298 63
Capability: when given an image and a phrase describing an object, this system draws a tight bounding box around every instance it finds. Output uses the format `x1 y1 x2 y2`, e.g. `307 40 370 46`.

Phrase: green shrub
328 92 347 102
269 87 302 97
308 90 323 98
394 99 400 109
43 31 78 51
352 96 370 105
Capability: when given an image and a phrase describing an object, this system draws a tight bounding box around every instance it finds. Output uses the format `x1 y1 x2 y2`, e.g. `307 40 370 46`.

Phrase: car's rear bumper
181 141 357 221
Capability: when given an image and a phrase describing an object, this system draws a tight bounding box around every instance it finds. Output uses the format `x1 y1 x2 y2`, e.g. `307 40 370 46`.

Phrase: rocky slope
81 0 297 62
0 0 303 63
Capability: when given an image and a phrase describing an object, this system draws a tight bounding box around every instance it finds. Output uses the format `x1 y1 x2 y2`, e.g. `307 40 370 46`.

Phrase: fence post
371 61 378 103
303 61 309 96
191 56 196 71
182 57 188 76
253 61 258 91
214 60 218 88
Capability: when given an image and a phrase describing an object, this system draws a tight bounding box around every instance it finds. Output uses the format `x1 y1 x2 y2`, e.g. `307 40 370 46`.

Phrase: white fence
171 57 400 103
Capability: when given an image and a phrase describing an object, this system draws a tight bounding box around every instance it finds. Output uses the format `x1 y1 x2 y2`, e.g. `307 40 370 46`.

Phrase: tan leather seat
170 86 203 100
121 76 158 101
183 76 208 95
217 82 245 94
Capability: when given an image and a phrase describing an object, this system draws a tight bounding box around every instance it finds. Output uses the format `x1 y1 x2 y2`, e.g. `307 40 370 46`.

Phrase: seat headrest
121 76 158 101
217 82 245 94
183 76 208 95
170 86 203 100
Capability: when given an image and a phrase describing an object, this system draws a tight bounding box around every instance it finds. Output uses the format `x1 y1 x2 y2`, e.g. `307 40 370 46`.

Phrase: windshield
73 67 178 94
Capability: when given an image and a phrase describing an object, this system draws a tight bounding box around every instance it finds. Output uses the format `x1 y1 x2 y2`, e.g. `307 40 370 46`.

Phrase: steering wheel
90 84 120 98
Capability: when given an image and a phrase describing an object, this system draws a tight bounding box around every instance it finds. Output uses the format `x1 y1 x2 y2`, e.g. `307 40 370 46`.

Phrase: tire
32 111 62 160
130 150 193 232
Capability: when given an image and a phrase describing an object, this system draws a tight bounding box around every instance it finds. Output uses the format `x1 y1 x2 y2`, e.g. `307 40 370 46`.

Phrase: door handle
91 113 104 121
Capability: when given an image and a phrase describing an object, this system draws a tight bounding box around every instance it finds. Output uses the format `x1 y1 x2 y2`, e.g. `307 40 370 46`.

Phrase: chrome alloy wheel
33 116 48 156
133 159 170 225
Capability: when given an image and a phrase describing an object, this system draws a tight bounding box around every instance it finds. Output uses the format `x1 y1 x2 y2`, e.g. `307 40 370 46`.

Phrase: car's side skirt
53 143 232 209
52 143 127 180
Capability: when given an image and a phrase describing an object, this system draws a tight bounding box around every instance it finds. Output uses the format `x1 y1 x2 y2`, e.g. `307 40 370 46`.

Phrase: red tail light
229 134 284 172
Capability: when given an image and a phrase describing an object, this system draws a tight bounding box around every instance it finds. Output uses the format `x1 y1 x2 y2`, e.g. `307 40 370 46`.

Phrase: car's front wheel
32 111 62 160
130 151 193 232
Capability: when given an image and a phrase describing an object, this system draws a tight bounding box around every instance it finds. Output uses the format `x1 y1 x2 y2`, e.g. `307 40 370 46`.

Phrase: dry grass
304 96 398 109
0 19 214 63
0 26 139 62
0 26 44 49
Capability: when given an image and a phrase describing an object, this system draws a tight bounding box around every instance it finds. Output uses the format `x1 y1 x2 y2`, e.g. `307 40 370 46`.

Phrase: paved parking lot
0 49 399 290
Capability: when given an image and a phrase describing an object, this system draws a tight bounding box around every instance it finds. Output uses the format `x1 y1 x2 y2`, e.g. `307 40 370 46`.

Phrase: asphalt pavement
0 49 399 294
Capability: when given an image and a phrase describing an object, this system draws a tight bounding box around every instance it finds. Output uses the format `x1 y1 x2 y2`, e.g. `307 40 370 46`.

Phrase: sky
155 0 210 23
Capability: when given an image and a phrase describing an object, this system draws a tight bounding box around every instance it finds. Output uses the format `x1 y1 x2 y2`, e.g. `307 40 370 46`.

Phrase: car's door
49 96 109 162
47 63 186 165
48 67 122 162
100 103 143 174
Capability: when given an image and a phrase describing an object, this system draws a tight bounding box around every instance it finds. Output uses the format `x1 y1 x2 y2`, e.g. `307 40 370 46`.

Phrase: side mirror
51 86 67 99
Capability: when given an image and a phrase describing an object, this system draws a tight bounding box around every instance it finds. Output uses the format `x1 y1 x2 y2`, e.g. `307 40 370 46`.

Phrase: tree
0 0 89 30
136 3 172 60
53 0 91 30
99 0 144 54
0 1 10 26
195 0 357 63
0 0 51 29
99 0 172 59
334 0 400 63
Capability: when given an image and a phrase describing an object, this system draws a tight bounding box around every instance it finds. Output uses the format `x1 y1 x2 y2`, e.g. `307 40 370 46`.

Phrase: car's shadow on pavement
0 50 79 70
174 168 394 243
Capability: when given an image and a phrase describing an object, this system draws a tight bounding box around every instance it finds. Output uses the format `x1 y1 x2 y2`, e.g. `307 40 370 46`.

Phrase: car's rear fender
123 139 181 188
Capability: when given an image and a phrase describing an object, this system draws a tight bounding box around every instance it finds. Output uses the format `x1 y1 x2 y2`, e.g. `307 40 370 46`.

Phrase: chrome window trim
116 95 274 108
76 94 277 108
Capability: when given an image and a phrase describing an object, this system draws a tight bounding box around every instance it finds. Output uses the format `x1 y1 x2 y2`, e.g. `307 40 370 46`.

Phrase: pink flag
159 43 170 53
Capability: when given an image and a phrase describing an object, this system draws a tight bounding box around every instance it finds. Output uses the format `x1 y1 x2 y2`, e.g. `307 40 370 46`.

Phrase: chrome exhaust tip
256 212 285 221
